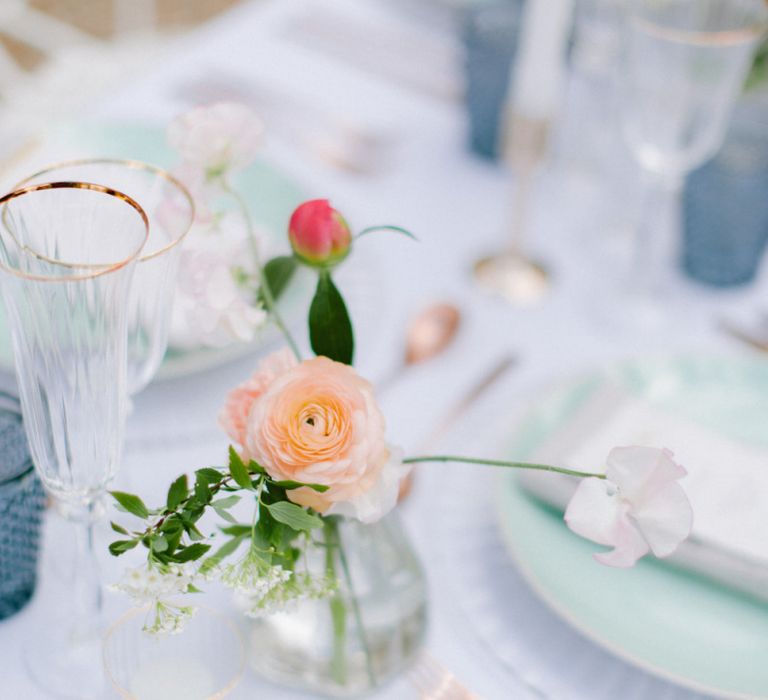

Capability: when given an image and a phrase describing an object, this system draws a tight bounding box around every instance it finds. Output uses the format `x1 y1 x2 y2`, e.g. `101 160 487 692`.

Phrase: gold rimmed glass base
473 252 550 304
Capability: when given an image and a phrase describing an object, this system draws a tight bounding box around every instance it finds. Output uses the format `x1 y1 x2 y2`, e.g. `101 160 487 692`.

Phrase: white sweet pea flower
168 102 264 178
564 446 693 568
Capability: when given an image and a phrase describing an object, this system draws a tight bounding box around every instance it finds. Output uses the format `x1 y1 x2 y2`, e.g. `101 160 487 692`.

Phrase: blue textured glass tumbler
682 100 768 287
0 401 45 620
462 0 522 160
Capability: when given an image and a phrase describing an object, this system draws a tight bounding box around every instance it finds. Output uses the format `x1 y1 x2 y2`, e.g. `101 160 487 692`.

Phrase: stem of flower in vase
336 522 376 686
221 179 302 361
402 455 606 479
324 518 377 687
324 520 347 684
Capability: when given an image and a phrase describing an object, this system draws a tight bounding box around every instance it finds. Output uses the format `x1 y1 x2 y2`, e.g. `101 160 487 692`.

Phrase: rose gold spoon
379 303 461 394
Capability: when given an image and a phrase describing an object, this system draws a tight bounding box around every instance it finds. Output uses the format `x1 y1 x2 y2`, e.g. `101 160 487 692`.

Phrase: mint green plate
499 355 768 699
0 122 308 380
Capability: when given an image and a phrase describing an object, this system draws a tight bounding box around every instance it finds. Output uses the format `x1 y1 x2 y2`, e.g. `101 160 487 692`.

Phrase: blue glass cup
462 0 523 160
682 98 768 287
0 400 46 619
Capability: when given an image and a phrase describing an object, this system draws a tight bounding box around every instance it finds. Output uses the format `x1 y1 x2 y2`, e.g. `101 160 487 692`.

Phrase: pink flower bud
288 199 352 266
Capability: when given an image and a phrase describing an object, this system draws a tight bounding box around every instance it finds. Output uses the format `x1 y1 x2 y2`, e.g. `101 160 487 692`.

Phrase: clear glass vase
246 512 427 697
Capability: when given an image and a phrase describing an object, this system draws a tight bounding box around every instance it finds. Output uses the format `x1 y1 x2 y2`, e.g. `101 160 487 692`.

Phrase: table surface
0 1 763 698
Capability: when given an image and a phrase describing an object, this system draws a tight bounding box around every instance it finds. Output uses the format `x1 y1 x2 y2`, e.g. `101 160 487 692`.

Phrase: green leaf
110 491 149 519
273 479 329 493
151 536 169 553
159 517 183 534
258 256 297 305
163 523 183 554
247 460 267 475
212 493 240 524
308 272 354 365
183 521 205 541
166 474 188 511
108 539 139 556
220 524 252 537
265 501 323 531
196 467 224 484
194 475 211 504
200 535 246 574
110 521 129 535
269 521 300 550
214 508 238 524
228 446 253 490
212 495 241 510
173 543 211 562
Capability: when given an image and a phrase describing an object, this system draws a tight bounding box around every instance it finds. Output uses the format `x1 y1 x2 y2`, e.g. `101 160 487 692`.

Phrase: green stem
324 520 347 684
355 225 416 240
402 455 606 480
250 481 262 550
334 521 376 687
221 179 302 362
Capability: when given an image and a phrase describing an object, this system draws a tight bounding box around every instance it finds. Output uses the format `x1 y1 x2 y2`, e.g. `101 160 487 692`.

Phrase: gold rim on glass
102 605 246 700
0 181 149 282
13 158 195 263
631 5 768 47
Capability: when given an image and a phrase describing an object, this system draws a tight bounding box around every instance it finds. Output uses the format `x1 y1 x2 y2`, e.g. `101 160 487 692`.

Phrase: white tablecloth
0 1 762 697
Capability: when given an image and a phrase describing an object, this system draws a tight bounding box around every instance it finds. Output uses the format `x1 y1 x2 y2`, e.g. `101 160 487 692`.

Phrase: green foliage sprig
110 447 328 576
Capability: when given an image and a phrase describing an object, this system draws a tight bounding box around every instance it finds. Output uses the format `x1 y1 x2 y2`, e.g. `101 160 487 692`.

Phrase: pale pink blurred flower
166 162 219 225
168 102 264 177
169 215 268 349
219 349 298 448
564 446 693 568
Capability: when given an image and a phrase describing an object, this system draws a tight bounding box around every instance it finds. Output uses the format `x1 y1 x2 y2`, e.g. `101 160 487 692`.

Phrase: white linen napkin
519 383 768 600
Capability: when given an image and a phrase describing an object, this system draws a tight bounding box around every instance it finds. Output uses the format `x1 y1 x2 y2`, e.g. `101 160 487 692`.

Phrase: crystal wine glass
15 159 194 394
617 0 768 321
0 181 149 698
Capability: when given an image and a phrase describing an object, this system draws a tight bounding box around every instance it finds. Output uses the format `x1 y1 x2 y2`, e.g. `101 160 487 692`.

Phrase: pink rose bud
288 199 352 266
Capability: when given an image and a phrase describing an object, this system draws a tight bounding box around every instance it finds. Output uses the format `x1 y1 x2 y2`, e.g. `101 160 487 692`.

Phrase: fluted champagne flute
16 159 195 394
0 182 148 698
617 0 768 323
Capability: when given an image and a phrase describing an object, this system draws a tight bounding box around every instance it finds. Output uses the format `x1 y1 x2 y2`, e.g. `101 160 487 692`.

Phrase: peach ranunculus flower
221 351 408 523
219 349 298 448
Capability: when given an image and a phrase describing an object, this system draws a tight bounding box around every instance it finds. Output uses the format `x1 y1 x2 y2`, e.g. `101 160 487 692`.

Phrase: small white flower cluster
221 551 291 597
110 563 198 635
221 550 337 618
111 563 196 603
241 571 338 619
145 600 197 636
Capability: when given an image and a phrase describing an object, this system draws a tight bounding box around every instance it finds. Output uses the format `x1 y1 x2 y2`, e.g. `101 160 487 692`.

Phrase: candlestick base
473 252 549 304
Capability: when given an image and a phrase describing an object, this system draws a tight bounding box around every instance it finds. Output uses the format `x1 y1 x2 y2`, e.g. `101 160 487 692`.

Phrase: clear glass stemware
617 0 768 320
0 181 149 698
16 159 195 394
103 606 245 700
